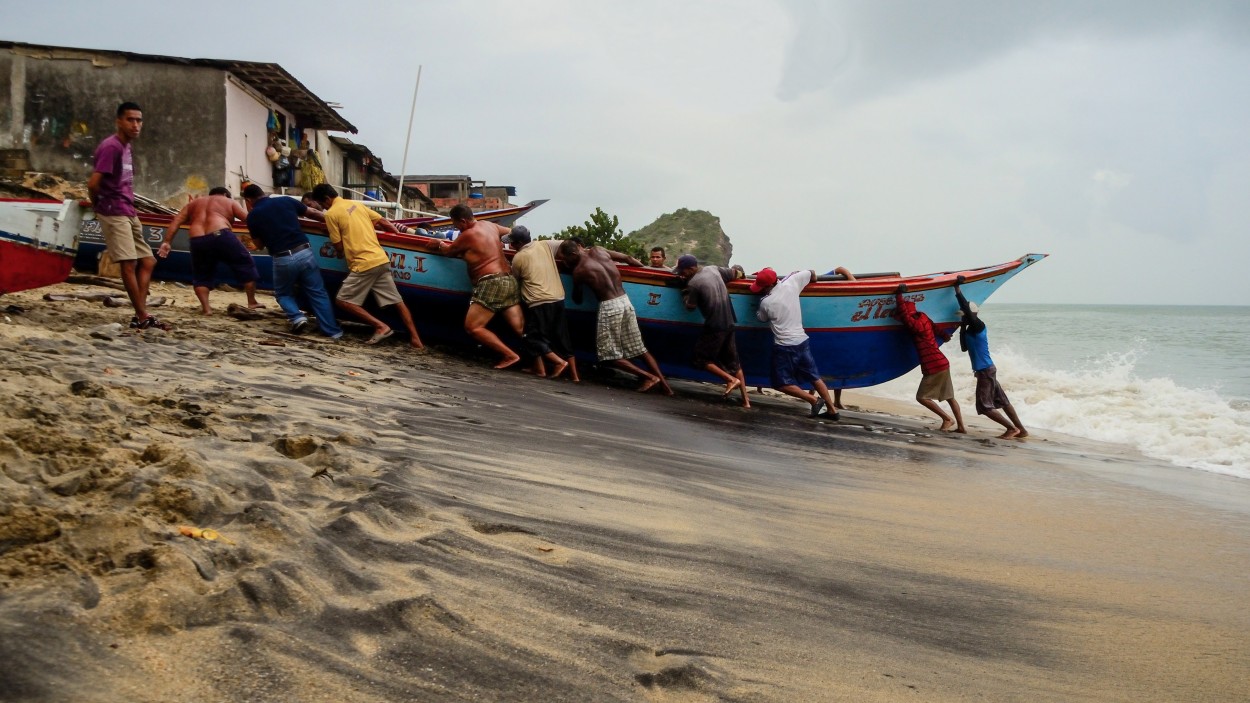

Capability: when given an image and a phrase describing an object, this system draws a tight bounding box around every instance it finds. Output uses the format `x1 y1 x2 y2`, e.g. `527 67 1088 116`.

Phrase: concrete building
0 40 355 207
401 175 516 214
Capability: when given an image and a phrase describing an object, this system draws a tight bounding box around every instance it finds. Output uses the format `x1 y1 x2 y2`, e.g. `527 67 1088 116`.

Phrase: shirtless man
558 239 673 395
157 187 262 314
435 204 524 368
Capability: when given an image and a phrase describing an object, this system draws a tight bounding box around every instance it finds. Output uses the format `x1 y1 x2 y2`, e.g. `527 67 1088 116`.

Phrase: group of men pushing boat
90 100 1026 437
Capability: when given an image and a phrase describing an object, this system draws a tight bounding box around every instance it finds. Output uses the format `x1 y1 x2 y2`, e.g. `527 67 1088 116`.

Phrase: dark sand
1 280 1248 702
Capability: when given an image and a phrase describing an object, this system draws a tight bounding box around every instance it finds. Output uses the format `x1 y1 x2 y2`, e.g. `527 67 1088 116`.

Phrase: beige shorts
916 369 955 401
336 262 402 307
99 215 151 261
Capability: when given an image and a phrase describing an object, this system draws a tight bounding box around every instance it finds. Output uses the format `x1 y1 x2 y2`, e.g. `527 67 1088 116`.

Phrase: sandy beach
1 279 1247 702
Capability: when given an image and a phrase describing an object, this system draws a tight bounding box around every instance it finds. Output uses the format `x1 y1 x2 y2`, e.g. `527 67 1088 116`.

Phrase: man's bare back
444 220 510 283
571 247 628 302
179 194 247 238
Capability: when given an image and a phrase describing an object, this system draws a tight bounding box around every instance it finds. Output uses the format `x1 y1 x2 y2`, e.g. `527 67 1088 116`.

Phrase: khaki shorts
916 369 955 401
337 262 402 307
99 215 151 261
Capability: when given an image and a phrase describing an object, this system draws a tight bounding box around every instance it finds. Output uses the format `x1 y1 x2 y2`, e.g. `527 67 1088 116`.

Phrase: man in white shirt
753 267 841 419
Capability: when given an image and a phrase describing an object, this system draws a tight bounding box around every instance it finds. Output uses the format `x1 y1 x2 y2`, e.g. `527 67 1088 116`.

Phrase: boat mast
395 66 423 217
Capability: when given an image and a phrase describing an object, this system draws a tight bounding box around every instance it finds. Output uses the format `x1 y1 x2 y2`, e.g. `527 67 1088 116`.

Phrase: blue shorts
190 228 259 287
770 339 821 388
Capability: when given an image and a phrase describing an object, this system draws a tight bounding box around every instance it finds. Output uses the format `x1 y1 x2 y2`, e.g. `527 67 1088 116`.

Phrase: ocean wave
868 344 1250 480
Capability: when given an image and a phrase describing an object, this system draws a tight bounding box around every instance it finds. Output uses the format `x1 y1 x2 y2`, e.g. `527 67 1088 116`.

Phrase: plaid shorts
471 272 521 312
596 295 646 361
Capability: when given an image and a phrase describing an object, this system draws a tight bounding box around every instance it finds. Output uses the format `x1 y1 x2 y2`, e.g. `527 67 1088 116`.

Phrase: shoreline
1 280 1247 701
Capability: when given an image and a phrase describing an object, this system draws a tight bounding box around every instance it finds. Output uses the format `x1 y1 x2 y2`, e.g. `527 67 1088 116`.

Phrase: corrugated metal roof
2 40 356 133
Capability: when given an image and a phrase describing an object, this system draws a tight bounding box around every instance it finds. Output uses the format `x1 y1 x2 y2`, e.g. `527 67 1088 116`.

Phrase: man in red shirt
894 283 965 433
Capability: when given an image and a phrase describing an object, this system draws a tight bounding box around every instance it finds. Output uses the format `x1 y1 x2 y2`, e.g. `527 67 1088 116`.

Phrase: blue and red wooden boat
17 190 1044 388
0 198 84 294
304 225 1045 389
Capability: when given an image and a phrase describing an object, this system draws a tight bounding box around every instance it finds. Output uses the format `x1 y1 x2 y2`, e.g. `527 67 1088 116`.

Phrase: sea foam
868 344 1250 480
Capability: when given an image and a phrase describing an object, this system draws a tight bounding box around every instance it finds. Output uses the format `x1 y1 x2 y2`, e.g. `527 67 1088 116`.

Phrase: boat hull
308 230 1045 389
0 199 83 294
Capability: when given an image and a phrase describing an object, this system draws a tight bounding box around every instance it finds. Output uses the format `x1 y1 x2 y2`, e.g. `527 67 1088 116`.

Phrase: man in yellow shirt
310 184 422 347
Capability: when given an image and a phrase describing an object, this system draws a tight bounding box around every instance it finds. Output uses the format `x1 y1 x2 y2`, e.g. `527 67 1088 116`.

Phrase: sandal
365 328 394 345
133 315 172 331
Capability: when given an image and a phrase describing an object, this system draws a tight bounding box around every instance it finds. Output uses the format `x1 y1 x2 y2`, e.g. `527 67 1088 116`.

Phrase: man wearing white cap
955 276 1027 439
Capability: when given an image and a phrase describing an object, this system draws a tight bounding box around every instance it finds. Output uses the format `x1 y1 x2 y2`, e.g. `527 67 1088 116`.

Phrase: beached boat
304 226 1045 389
72 199 548 289
0 198 85 294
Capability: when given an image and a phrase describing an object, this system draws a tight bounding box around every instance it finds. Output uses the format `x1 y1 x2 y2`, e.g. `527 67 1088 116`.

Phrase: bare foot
834 402 846 410
494 354 522 370
247 302 267 309
1016 429 1029 438
550 358 569 380
199 306 213 316
998 428 1021 439
410 339 424 349
740 398 752 408
638 376 659 393
955 427 968 434
722 378 742 398
939 419 955 432
660 381 674 396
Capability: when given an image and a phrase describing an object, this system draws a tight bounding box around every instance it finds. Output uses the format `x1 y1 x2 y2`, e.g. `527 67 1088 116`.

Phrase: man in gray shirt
675 255 749 407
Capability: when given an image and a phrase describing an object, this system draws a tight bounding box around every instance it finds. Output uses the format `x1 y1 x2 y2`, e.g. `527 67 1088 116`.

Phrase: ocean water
868 305 1250 480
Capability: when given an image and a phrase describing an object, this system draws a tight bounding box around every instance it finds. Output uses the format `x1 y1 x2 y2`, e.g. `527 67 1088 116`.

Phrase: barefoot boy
954 276 1027 439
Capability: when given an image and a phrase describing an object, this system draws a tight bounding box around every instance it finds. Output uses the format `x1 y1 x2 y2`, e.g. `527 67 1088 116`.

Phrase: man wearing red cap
753 268 842 419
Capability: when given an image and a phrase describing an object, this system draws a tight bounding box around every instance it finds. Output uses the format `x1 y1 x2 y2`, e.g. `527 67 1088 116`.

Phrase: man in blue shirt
242 185 342 338
955 276 1027 439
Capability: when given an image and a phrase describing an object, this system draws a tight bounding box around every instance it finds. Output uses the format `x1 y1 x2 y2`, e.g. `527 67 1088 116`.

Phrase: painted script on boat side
852 293 923 322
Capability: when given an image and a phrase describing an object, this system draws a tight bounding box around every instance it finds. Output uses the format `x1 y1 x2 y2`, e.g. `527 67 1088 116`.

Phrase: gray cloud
776 0 1250 102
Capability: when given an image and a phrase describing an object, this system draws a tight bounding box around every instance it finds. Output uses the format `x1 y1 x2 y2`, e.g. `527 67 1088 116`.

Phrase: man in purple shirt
88 102 168 330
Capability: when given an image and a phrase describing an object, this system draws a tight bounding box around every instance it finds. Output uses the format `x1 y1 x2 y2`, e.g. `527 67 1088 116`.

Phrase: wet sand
1 280 1247 702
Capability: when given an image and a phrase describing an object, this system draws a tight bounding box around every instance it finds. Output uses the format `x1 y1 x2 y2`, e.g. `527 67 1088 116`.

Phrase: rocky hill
626 209 733 266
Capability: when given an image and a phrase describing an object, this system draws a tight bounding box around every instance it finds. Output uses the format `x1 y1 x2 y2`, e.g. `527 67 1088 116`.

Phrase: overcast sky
7 0 1250 304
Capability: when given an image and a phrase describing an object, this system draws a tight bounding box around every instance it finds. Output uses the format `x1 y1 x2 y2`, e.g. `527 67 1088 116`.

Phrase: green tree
540 207 645 260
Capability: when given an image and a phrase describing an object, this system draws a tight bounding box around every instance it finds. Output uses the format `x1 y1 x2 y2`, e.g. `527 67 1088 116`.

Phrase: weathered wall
1 48 226 207
321 137 345 192
224 77 296 196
